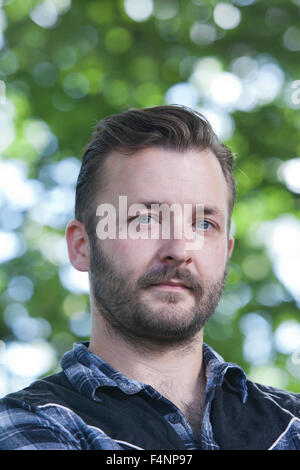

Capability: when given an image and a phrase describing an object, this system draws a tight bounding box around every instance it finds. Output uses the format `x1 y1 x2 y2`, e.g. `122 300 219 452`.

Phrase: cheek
196 239 228 277
104 238 155 270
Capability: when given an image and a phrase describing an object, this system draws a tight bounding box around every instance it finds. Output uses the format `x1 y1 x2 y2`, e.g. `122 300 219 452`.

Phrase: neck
88 311 206 410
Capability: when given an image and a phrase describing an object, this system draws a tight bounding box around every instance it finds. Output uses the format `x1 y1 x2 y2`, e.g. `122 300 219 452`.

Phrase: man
0 105 299 450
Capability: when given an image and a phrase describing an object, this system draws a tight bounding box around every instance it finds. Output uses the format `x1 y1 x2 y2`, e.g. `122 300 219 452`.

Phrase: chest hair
181 401 204 443
161 387 205 443
148 374 206 443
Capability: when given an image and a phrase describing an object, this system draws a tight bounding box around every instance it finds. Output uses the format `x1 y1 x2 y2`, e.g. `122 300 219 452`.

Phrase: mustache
138 266 203 294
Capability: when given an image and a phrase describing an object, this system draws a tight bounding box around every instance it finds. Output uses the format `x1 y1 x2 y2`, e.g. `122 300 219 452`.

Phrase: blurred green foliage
0 0 300 393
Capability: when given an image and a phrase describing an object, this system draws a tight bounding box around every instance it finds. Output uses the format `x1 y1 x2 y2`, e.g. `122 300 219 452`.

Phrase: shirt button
168 413 181 424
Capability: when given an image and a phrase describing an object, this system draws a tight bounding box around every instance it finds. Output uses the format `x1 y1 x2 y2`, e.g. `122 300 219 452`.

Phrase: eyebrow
132 200 225 221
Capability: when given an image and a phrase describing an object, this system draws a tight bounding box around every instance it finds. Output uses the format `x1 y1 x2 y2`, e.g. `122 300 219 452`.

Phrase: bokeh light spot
49 157 81 186
7 276 34 303
153 0 179 20
30 0 59 29
190 22 216 46
209 72 242 108
4 340 57 378
105 27 132 54
59 265 89 294
124 0 153 22
278 158 300 194
283 27 300 52
274 320 300 355
69 311 91 337
0 231 25 264
53 45 77 70
165 82 199 108
63 72 90 99
213 3 241 30
0 50 19 76
32 61 58 87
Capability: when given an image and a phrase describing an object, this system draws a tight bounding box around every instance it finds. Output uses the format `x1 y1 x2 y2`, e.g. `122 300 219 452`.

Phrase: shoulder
246 380 300 418
212 371 300 449
0 372 81 450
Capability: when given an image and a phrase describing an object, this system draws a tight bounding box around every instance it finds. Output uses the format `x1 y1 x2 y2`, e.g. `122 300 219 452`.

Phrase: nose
158 238 193 266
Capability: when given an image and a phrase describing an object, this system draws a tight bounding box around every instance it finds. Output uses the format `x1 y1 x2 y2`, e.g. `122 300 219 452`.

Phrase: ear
228 236 234 259
65 220 90 272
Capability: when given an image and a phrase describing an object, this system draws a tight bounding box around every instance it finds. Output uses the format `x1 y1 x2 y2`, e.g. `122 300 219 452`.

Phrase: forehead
99 147 229 214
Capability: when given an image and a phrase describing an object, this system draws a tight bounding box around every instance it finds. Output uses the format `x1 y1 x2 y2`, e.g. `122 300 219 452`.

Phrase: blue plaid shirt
0 342 299 450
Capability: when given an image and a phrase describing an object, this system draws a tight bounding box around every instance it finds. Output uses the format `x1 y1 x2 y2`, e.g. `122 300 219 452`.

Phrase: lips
152 280 191 289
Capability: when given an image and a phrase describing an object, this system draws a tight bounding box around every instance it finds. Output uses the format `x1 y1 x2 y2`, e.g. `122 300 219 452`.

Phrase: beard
89 236 229 349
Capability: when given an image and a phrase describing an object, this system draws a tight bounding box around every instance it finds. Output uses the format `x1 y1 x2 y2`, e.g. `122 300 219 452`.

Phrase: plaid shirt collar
61 341 248 404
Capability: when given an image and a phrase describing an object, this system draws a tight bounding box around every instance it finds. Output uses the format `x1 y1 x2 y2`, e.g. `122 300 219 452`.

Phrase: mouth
150 280 192 291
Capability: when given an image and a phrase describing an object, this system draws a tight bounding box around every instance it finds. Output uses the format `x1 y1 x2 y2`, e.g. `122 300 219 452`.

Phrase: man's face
88 147 234 347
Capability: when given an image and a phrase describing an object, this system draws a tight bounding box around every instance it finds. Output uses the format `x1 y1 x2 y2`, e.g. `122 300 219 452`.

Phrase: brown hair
75 105 236 234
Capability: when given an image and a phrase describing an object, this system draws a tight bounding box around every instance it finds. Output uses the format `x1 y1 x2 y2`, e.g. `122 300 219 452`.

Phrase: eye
194 219 215 230
135 214 159 225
